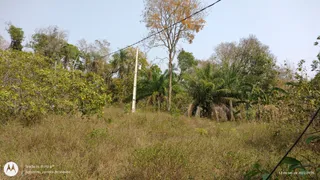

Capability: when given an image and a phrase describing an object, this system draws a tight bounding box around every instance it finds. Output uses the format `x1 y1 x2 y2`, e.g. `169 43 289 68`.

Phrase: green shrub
195 128 208 136
0 50 110 124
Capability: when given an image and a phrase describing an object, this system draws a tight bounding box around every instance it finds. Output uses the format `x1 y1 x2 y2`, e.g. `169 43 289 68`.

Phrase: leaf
288 164 306 172
281 157 301 165
315 42 319 46
244 170 259 179
262 173 269 180
306 135 320 144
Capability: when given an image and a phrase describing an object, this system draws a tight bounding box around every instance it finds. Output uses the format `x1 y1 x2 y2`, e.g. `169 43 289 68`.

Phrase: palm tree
111 50 129 78
185 63 223 118
185 61 243 120
136 67 168 112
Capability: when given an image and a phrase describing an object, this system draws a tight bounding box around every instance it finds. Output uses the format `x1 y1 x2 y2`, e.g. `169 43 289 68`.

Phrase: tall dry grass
0 108 318 179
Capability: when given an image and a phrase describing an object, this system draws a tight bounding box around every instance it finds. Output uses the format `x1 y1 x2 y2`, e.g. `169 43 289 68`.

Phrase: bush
0 50 110 124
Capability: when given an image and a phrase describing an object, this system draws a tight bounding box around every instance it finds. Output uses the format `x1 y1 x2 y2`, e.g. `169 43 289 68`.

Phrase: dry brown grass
0 107 318 179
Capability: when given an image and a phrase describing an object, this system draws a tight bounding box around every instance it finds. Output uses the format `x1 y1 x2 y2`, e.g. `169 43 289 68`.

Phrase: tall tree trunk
168 53 173 112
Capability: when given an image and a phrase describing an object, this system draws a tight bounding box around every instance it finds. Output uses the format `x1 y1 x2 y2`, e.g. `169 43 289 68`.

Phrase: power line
106 0 222 57
266 106 320 180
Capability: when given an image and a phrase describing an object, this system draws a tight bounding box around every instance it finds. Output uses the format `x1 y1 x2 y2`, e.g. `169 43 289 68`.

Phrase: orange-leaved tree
143 0 206 111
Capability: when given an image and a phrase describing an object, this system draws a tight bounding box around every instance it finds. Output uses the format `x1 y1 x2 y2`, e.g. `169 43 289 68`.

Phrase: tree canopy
7 24 24 51
143 0 207 111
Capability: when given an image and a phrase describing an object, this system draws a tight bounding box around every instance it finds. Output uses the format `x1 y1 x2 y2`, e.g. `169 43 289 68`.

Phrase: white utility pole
132 48 139 113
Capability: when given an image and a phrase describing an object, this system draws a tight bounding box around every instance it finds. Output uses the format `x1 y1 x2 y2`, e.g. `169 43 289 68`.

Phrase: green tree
0 50 109 124
237 35 277 90
137 65 168 111
28 26 67 62
28 27 81 70
7 24 24 51
110 47 149 103
282 59 320 123
61 43 80 69
77 39 110 73
185 63 227 118
177 49 197 79
212 35 277 91
143 0 207 111
184 36 279 119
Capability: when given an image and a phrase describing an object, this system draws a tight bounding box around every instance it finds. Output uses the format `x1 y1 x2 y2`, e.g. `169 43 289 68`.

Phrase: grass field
0 108 318 179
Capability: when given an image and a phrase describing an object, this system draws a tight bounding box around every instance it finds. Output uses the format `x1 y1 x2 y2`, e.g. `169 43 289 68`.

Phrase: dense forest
0 0 319 179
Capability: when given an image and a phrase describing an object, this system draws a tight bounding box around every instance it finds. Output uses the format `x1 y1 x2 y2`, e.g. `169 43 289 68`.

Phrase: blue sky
0 0 319 77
